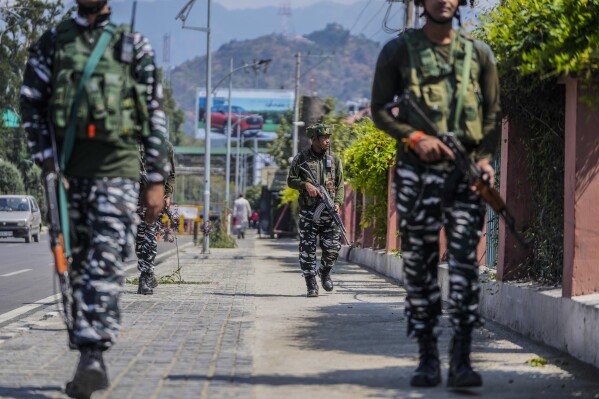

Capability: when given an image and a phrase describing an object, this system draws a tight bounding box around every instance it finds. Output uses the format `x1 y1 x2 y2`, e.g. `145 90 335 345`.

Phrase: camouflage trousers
135 206 159 274
298 208 341 277
67 177 139 350
394 161 485 337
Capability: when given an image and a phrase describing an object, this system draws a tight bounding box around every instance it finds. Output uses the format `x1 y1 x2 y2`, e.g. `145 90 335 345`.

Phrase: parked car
0 195 42 243
210 105 264 135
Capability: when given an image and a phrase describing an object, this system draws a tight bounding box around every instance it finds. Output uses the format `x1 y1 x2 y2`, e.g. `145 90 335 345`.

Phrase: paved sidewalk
0 230 598 398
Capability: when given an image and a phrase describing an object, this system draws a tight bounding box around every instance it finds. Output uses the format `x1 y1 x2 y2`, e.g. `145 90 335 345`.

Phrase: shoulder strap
58 22 116 258
453 32 473 132
60 22 117 170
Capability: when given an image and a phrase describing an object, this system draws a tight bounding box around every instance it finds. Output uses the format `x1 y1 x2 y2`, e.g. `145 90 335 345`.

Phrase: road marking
0 293 60 325
0 269 32 277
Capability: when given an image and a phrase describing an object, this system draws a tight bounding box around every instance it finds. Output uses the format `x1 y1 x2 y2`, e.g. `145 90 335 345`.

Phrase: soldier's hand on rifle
164 196 171 209
472 158 495 193
335 204 341 214
142 183 165 223
305 181 321 198
411 132 454 163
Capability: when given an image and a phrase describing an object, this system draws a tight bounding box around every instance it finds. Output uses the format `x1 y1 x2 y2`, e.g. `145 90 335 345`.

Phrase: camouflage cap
306 123 332 138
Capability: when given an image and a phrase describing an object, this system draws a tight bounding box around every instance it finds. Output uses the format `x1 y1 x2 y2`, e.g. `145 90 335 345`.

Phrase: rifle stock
298 165 352 246
44 171 74 330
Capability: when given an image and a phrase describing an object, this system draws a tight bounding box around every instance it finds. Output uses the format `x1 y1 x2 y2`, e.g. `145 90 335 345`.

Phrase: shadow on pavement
0 386 63 399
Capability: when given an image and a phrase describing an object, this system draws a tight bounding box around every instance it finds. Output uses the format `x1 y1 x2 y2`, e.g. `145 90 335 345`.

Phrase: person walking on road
287 123 344 298
136 142 176 295
371 0 501 389
233 193 252 239
20 0 170 397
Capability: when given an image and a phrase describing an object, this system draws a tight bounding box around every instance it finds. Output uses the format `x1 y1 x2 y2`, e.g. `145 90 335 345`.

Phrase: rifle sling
58 23 116 257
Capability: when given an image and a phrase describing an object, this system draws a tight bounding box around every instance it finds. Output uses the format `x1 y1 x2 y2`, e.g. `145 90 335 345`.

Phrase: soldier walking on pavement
136 141 176 295
20 0 170 397
287 124 344 297
371 0 501 389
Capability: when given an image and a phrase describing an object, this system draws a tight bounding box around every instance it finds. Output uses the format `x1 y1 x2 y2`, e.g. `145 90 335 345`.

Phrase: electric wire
348 0 374 33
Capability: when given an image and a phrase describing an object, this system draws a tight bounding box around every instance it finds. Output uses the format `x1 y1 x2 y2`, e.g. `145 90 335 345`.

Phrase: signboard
196 88 294 144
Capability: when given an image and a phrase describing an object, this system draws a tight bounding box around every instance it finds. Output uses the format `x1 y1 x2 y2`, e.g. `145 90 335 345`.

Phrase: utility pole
176 0 212 254
406 0 415 29
225 57 233 226
292 52 301 157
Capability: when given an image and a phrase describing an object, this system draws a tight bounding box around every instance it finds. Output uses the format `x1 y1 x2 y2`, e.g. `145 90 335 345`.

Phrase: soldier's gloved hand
142 183 165 223
305 181 321 198
412 132 454 163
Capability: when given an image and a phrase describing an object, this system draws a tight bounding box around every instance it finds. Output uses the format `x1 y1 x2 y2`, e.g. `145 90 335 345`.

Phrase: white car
0 195 43 243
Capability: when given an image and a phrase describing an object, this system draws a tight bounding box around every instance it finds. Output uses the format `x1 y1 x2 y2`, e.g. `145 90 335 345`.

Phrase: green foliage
163 82 186 145
477 1 570 283
268 108 293 169
0 160 25 194
244 184 262 210
526 357 549 368
209 220 237 248
480 0 599 84
342 118 395 248
0 0 71 113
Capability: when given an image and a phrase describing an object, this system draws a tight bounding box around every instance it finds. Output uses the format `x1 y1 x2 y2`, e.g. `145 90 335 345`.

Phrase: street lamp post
210 58 271 211
176 0 212 254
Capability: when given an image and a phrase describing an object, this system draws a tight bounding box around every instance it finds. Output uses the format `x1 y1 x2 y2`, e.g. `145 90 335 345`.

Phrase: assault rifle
385 90 529 248
298 164 352 246
45 128 74 332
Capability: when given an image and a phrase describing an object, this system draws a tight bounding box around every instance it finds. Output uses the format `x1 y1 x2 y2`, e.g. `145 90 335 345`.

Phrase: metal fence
484 157 501 268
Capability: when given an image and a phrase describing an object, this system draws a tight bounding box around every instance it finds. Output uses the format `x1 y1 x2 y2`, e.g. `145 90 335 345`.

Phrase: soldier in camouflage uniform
371 0 501 389
287 124 344 298
136 142 176 295
20 0 170 397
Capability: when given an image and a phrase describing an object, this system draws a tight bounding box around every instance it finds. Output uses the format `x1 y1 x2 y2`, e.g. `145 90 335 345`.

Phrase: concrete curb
340 245 599 369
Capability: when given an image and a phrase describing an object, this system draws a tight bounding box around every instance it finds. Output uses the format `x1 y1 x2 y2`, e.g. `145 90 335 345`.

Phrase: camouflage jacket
20 11 170 182
287 147 344 209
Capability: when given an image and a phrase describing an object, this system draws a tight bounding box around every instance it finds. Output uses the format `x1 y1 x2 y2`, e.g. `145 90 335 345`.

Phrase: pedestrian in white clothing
233 193 252 239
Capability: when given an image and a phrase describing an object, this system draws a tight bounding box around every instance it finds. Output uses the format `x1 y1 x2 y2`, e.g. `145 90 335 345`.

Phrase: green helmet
306 123 332 138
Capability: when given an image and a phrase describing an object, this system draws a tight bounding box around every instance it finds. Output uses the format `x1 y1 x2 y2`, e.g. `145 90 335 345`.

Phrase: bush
209 219 237 248
342 118 395 248
0 160 25 195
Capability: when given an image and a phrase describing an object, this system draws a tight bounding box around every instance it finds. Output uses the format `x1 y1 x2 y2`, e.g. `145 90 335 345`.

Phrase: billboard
196 88 294 144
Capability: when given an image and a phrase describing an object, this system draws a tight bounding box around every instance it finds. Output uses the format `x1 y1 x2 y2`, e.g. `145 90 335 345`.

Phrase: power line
348 0 374 33
358 1 387 35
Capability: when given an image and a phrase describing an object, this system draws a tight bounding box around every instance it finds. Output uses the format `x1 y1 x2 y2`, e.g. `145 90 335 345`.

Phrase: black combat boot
410 333 441 387
305 276 319 297
137 272 153 295
147 271 158 288
65 347 109 399
318 267 334 292
447 330 482 388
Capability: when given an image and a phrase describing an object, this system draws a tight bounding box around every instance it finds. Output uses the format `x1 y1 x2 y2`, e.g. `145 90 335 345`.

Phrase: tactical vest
299 150 338 209
400 29 483 144
49 20 149 146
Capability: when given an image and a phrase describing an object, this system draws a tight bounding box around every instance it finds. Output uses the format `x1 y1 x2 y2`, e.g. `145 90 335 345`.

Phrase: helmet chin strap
77 0 107 16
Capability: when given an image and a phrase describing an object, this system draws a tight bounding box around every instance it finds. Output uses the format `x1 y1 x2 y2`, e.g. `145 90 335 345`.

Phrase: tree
0 0 71 197
0 160 25 195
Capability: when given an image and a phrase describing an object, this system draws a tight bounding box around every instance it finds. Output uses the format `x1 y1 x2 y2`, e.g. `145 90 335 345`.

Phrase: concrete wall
341 245 599 369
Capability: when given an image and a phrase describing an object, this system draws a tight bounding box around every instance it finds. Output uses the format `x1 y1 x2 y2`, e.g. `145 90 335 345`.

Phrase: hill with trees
170 23 382 134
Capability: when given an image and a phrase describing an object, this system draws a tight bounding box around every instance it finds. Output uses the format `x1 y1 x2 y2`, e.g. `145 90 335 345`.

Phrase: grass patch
526 357 548 367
